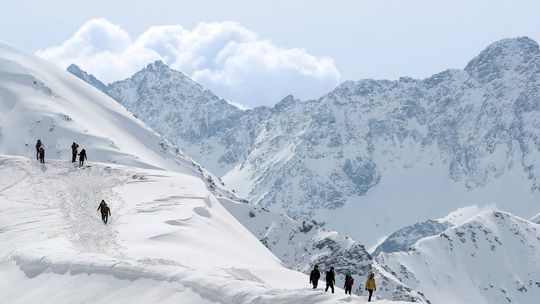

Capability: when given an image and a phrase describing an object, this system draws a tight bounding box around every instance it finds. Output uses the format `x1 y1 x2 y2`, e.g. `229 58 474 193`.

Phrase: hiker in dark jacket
97 200 111 224
78 149 87 166
344 273 354 295
38 145 45 163
365 273 376 302
325 267 335 293
35 139 42 160
71 142 79 163
309 265 321 289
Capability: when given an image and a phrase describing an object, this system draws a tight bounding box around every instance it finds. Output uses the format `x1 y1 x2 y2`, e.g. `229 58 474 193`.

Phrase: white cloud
37 18 340 107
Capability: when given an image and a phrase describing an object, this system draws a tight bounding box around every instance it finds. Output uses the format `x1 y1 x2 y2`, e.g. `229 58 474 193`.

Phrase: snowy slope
377 211 540 304
372 205 496 256
71 37 540 247
372 219 452 256
0 40 229 180
0 40 239 202
221 199 426 302
0 156 385 304
0 42 404 303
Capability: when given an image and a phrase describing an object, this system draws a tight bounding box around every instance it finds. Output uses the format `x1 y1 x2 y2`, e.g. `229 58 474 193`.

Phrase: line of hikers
35 139 87 166
309 265 377 301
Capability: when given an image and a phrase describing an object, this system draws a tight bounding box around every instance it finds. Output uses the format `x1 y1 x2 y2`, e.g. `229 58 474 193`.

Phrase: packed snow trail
35 162 124 253
0 156 396 303
0 157 125 253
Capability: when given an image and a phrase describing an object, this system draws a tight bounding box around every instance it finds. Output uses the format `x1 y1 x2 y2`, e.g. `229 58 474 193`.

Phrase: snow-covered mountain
221 199 426 302
0 41 401 303
104 60 244 177
373 219 452 256
377 211 540 304
372 205 495 256
70 36 540 247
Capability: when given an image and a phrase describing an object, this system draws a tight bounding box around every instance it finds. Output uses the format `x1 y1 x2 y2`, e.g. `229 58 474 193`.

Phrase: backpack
345 275 354 287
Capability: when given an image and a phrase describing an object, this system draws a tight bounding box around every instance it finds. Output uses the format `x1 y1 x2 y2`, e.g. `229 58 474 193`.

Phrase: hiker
35 139 42 160
325 266 335 293
365 273 376 302
38 145 45 163
309 265 320 289
344 273 354 295
71 142 79 163
97 200 111 224
78 148 87 166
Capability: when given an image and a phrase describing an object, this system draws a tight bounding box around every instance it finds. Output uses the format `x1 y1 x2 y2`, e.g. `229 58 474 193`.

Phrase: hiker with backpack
71 142 79 163
78 148 87 166
344 273 354 295
325 266 336 293
309 265 321 289
38 145 45 163
35 139 42 160
97 200 111 224
365 273 376 302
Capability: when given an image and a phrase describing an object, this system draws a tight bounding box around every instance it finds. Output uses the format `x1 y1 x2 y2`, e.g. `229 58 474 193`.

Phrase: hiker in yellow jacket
365 273 376 302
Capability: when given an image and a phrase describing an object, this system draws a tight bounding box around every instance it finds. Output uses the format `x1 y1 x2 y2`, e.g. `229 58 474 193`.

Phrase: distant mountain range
69 36 540 247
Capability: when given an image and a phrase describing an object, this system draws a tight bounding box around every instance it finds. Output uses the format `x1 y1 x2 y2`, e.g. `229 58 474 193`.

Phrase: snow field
0 156 397 303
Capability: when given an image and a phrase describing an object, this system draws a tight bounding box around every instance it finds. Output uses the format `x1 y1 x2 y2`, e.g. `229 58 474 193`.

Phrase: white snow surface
0 156 387 303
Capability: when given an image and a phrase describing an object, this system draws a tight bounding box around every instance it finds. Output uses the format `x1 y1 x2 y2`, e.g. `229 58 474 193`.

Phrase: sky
2 0 539 107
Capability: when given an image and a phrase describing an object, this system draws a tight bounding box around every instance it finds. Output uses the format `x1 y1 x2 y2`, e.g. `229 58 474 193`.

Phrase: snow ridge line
10 253 345 304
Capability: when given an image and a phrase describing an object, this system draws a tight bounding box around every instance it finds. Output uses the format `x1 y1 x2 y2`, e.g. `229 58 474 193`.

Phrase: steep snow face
71 37 540 246
221 199 426 302
0 156 383 304
0 42 198 175
378 211 540 304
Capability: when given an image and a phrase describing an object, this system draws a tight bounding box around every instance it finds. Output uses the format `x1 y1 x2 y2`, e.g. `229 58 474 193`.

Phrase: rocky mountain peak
465 36 540 82
273 94 298 110
145 60 170 73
